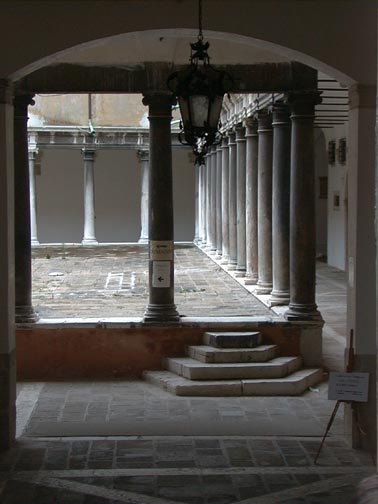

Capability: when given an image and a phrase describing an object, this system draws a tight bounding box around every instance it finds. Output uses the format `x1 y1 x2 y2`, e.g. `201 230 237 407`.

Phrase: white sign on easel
328 372 369 403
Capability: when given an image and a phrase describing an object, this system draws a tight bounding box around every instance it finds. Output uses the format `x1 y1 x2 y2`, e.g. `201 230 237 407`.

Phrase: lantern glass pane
178 97 190 126
208 95 224 129
189 95 209 128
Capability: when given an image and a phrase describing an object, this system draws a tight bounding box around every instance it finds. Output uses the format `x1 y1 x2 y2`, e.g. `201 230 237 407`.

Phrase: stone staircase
144 331 323 396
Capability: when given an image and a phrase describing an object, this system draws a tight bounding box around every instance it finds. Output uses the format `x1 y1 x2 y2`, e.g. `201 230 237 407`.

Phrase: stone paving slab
32 245 272 318
0 435 374 504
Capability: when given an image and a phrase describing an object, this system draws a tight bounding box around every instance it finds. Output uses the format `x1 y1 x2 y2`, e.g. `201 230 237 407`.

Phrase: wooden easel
314 329 354 464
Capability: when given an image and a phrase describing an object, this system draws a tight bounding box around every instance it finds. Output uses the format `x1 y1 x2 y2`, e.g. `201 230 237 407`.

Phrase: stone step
144 368 323 396
203 331 262 348
187 344 278 363
165 356 302 380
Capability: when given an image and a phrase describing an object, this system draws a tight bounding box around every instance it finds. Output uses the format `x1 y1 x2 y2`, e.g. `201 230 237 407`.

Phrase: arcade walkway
1 245 368 504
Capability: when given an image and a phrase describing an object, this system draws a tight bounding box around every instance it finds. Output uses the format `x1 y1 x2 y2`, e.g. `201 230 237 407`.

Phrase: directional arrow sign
152 261 170 288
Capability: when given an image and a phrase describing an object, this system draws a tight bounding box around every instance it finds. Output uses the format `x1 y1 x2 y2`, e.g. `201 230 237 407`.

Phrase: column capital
137 149 149 162
287 90 322 117
235 123 246 142
244 116 258 136
272 100 291 126
81 148 96 161
257 109 273 131
0 79 13 104
221 135 229 148
142 92 176 117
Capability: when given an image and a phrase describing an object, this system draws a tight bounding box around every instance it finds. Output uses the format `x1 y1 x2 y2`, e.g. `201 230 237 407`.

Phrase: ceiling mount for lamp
167 0 233 164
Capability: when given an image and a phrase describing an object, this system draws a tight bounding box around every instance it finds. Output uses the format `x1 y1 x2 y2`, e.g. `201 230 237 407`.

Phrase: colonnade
196 92 322 321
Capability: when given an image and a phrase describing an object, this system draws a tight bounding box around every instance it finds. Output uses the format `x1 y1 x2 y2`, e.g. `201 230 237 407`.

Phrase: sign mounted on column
152 261 171 288
150 240 173 260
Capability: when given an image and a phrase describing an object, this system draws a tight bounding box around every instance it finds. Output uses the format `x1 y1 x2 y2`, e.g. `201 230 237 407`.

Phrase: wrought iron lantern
167 0 232 164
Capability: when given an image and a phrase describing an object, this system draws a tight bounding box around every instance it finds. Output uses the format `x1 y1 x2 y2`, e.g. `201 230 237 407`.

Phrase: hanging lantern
167 0 232 163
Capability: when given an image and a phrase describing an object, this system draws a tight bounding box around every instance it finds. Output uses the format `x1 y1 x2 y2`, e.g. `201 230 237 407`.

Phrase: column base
138 237 149 244
82 238 98 246
284 303 321 321
227 261 237 271
31 239 40 246
235 268 246 278
143 303 180 324
244 275 258 286
220 254 229 265
15 305 39 324
269 290 290 306
255 281 272 295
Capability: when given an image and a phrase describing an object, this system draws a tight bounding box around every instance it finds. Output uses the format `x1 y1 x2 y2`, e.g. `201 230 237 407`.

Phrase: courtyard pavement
0 244 372 504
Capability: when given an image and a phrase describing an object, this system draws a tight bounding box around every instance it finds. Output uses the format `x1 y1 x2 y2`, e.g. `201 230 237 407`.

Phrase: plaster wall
325 125 348 271
314 128 328 258
35 147 195 243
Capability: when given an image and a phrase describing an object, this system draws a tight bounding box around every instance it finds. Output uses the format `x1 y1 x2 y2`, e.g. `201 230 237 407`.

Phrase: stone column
256 110 273 294
228 130 237 269
0 80 16 450
221 136 230 263
14 93 39 323
200 159 207 245
142 93 179 323
28 149 39 246
205 152 212 248
270 102 291 305
245 117 258 284
81 146 98 245
285 91 321 320
215 144 223 257
138 149 149 244
235 124 247 276
209 146 217 252
194 162 200 243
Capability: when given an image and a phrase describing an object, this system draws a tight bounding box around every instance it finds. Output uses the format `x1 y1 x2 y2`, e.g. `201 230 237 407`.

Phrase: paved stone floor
1 244 372 504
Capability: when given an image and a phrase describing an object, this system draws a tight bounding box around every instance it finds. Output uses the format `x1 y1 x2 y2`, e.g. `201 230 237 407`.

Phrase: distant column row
196 92 321 321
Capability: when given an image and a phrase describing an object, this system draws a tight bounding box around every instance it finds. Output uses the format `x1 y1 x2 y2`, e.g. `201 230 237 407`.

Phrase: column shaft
228 131 237 269
235 125 246 275
270 102 291 305
256 111 273 294
143 93 179 322
201 160 207 244
194 162 200 243
138 149 149 244
14 93 39 323
221 136 230 263
28 149 39 245
245 117 259 284
0 80 16 450
285 91 321 320
209 147 217 252
206 153 212 247
216 144 223 256
82 147 98 245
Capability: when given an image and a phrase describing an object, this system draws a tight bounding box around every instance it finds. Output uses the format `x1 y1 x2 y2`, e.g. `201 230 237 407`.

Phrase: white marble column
205 152 212 248
270 101 291 305
285 91 321 320
81 147 98 245
200 159 207 245
215 144 223 257
138 149 149 244
142 93 179 323
221 136 230 264
0 80 16 449
245 117 258 284
256 110 273 294
194 162 200 243
235 124 247 276
228 130 237 270
28 149 39 246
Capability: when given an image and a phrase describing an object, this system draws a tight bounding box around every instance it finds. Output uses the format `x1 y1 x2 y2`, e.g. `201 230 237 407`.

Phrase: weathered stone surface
203 331 262 348
187 344 278 363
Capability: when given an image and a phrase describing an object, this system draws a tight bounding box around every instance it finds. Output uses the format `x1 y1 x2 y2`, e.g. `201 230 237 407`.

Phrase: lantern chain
198 0 203 41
